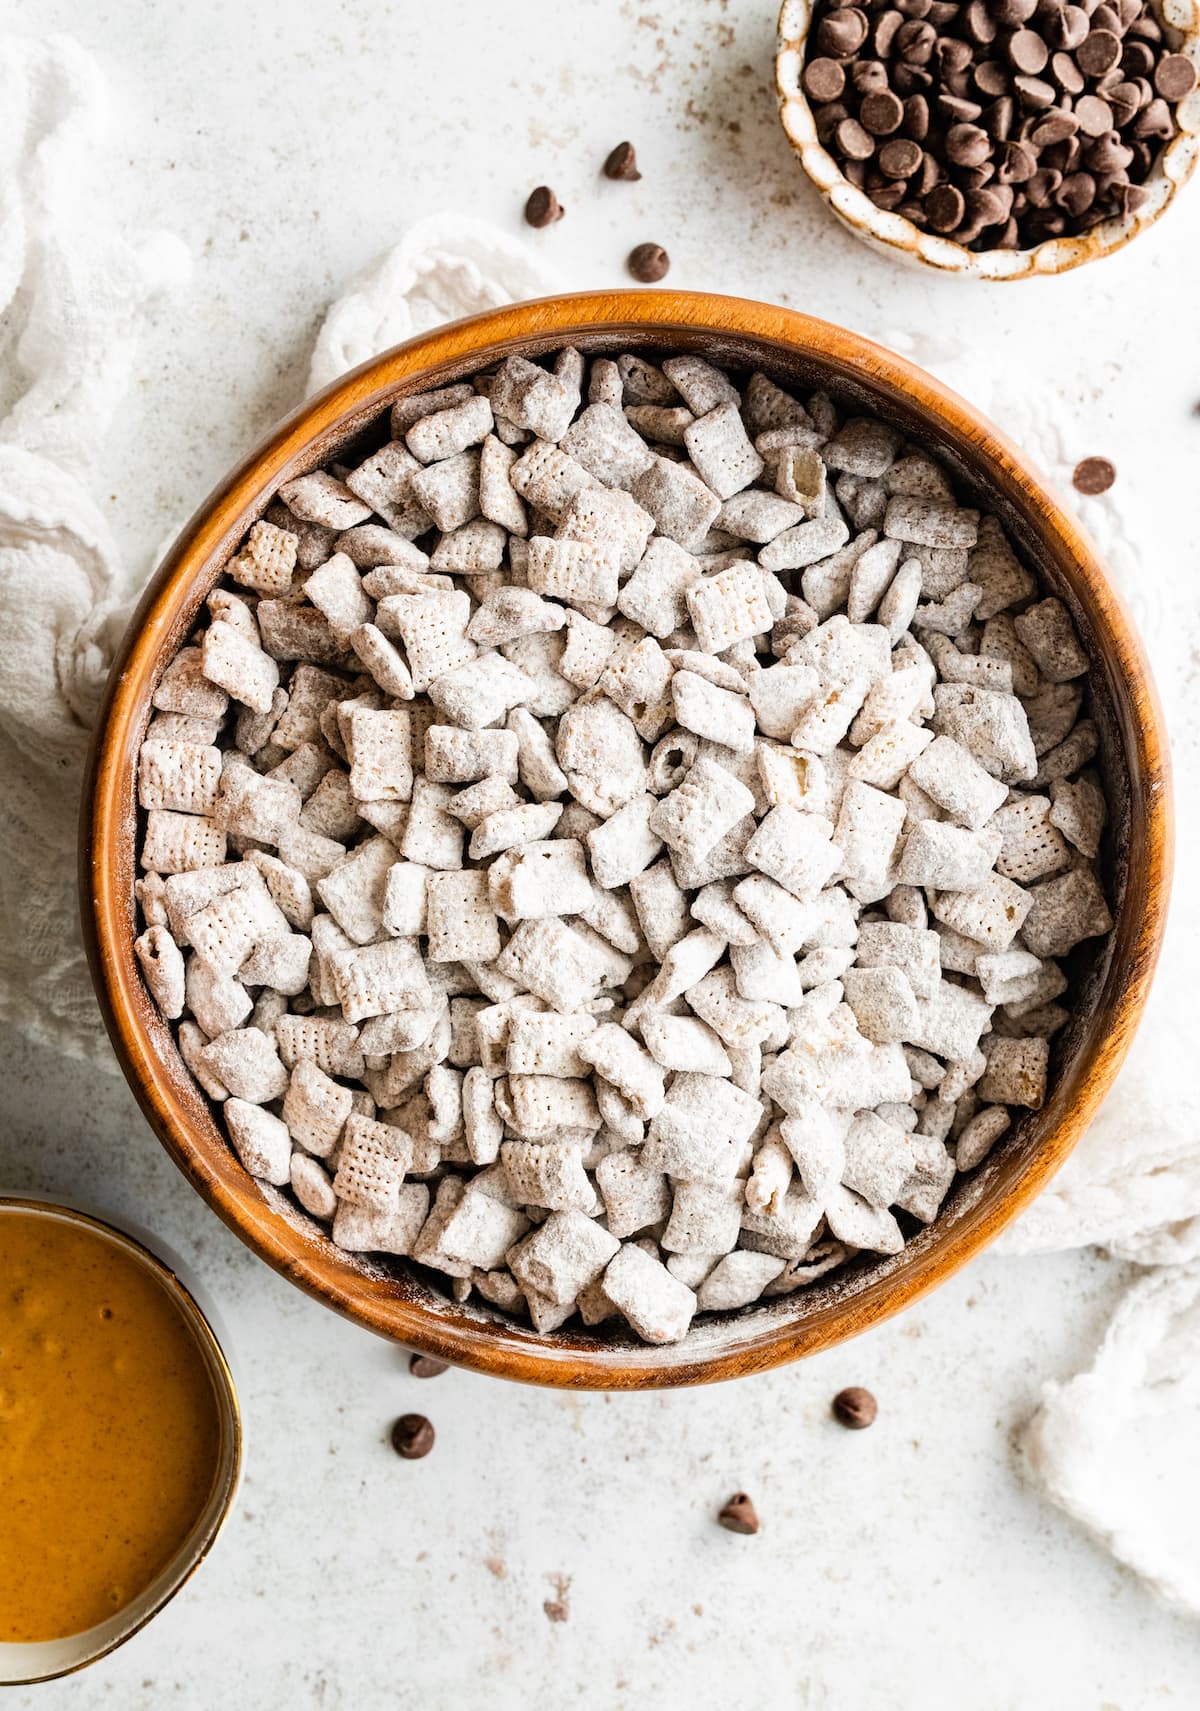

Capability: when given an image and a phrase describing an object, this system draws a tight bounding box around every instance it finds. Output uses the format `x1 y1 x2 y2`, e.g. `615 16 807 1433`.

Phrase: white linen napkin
2 32 1195 1611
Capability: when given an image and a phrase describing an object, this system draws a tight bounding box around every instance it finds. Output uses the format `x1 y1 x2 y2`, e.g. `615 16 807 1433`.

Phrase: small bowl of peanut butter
0 1198 241 1684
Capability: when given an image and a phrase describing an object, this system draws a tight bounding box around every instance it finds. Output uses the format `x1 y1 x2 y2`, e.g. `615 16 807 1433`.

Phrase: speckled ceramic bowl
776 0 1200 280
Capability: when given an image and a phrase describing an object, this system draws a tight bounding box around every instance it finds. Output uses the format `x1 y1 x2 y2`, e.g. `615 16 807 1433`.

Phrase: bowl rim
81 288 1173 1389
775 0 1200 281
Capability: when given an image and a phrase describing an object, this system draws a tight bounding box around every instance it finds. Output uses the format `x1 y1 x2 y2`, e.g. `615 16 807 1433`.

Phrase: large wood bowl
81 290 1172 1389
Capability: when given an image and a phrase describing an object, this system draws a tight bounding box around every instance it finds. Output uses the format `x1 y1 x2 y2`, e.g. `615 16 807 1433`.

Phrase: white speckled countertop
4 0 1200 1704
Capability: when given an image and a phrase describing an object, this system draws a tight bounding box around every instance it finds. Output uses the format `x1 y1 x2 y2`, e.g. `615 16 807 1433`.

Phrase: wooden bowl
81 290 1172 1389
776 0 1200 281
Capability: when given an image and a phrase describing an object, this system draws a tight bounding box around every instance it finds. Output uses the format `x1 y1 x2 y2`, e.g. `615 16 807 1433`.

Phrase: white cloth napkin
2 32 1196 1612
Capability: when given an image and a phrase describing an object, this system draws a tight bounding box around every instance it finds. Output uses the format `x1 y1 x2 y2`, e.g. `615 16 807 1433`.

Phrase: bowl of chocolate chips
777 0 1200 278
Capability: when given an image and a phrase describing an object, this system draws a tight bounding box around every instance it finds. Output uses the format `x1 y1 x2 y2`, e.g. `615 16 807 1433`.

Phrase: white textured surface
4 0 1200 1701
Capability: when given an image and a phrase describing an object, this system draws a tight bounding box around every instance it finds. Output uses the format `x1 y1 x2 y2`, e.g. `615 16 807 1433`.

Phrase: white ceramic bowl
776 0 1200 279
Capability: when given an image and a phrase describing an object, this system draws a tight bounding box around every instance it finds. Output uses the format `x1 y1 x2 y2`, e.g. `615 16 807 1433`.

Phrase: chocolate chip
903 93 931 137
1086 130 1134 172
946 120 992 164
1156 54 1198 101
974 58 1012 96
836 116 878 158
1032 107 1080 146
852 58 891 93
937 92 983 123
524 186 564 228
1014 72 1058 107
916 149 944 193
1075 92 1115 134
409 1353 449 1378
958 161 996 188
896 17 937 61
983 95 1015 138
874 8 905 55
1091 3 1123 34
1121 38 1156 78
1009 28 1050 73
937 35 974 75
1049 4 1091 49
879 136 925 176
391 1413 435 1458
965 0 998 45
815 99 851 143
926 182 966 228
998 138 1039 181
804 57 848 101
1131 95 1173 137
1050 50 1086 94
893 60 934 93
869 181 909 210
860 89 906 133
1118 181 1151 215
717 1492 760 1534
996 0 1038 22
898 0 932 16
1076 27 1123 76
1073 456 1116 494
1107 80 1143 126
627 242 670 282
1128 12 1164 43
1026 165 1064 205
819 7 869 56
603 141 642 181
1056 170 1097 214
832 1386 878 1429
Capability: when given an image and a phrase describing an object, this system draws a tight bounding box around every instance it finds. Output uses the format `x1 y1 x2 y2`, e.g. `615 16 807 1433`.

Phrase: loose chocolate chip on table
524 186 564 227
1156 54 1198 101
879 136 925 176
1008 28 1050 74
602 140 642 181
391 1413 436 1458
860 88 906 133
409 1353 449 1378
1073 456 1117 494
832 1386 878 1429
1076 28 1123 77
627 242 670 282
804 56 847 101
717 1493 761 1535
